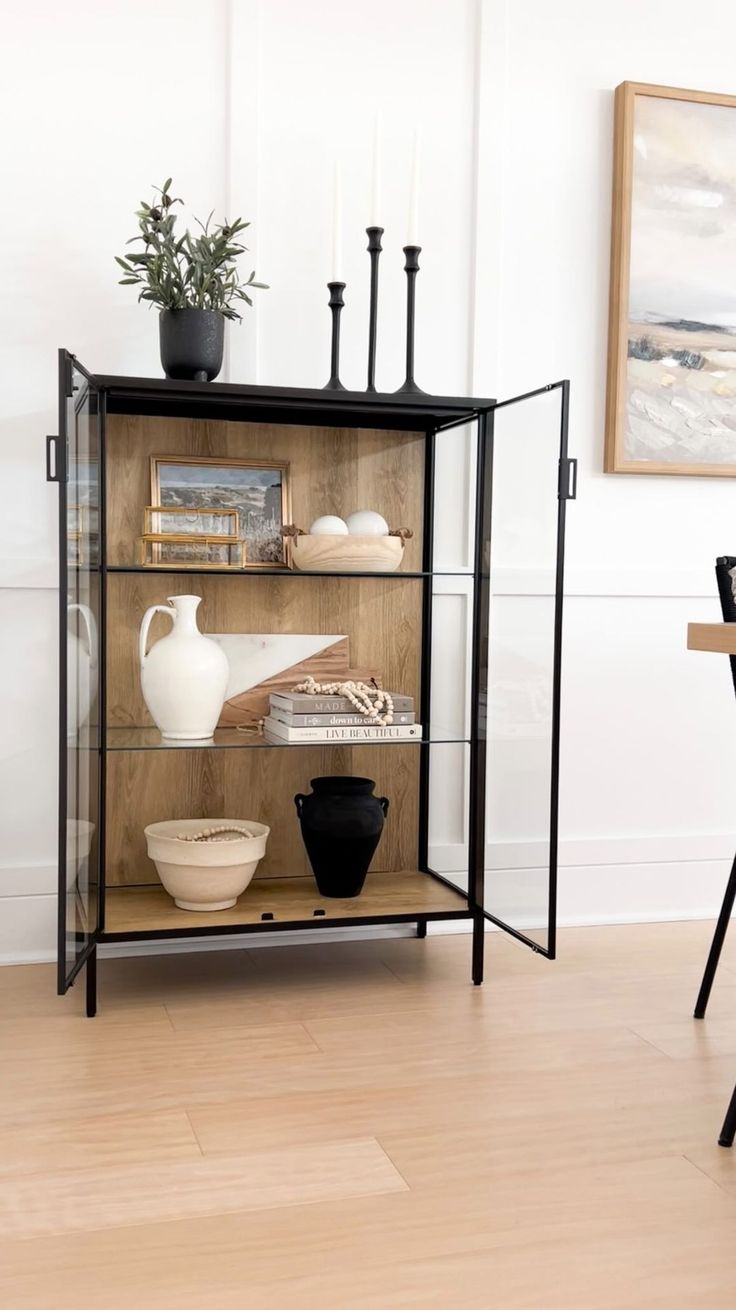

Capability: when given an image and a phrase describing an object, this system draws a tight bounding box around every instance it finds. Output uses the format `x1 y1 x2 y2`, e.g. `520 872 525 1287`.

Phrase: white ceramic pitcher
67 602 98 740
139 595 229 740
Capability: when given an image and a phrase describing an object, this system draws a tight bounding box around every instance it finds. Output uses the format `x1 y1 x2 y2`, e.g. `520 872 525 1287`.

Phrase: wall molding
7 831 731 901
3 561 722 600
2 855 730 967
0 863 57 898
431 831 736 873
0 558 56 590
2 831 732 966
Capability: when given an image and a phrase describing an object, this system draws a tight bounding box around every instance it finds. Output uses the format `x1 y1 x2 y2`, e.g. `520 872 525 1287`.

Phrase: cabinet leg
85 946 97 1018
472 911 485 986
718 1082 736 1148
416 920 427 939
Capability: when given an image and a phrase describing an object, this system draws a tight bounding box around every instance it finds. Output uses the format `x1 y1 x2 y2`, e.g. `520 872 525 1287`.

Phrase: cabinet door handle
46 434 59 483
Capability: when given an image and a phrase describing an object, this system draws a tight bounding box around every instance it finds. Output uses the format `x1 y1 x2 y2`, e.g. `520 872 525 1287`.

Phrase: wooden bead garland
292 676 395 725
176 825 254 843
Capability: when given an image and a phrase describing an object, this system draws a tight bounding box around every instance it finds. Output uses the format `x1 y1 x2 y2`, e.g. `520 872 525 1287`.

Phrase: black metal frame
48 351 573 1012
51 351 103 997
468 410 493 982
460 381 575 960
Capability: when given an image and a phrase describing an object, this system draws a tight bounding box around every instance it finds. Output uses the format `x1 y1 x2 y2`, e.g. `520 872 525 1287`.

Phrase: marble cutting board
208 633 379 728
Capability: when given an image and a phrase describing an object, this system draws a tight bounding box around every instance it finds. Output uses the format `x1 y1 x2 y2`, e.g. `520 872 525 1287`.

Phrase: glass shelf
105 727 471 751
105 565 474 579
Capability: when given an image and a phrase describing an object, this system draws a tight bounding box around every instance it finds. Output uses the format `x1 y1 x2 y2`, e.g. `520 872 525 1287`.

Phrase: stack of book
263 691 421 743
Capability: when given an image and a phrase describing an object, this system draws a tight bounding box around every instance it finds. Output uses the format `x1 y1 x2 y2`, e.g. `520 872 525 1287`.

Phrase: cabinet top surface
74 360 495 430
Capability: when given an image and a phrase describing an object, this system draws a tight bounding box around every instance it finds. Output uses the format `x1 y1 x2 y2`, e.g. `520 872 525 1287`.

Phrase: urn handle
68 602 98 669
139 603 176 669
294 793 306 818
379 797 390 816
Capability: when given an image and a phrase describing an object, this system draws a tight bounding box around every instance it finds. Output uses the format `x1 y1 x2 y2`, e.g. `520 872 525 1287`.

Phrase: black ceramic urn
159 308 225 382
294 776 389 898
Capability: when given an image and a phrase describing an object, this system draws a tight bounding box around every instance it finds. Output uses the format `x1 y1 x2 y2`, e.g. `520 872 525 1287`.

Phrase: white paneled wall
2 0 736 962
0 0 231 961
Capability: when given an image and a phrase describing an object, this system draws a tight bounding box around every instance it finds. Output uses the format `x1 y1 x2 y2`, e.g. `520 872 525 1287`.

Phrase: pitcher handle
379 797 390 817
68 602 98 670
294 794 306 818
139 604 176 669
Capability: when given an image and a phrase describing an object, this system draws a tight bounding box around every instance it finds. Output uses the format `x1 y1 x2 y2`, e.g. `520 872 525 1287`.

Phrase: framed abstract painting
605 82 736 476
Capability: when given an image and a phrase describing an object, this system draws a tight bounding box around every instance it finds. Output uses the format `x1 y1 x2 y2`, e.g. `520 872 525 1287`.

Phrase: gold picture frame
139 536 246 568
141 506 242 568
606 81 736 477
144 505 240 539
150 456 291 568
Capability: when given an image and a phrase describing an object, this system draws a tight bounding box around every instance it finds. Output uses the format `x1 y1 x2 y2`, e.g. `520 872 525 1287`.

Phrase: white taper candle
407 129 421 245
370 114 382 226
331 161 343 281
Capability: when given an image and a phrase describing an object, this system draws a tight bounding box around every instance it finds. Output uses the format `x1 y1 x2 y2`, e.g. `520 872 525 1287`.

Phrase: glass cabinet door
480 382 574 958
56 351 101 992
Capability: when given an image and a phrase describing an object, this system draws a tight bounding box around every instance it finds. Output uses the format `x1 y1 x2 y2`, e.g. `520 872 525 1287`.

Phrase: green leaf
120 179 267 312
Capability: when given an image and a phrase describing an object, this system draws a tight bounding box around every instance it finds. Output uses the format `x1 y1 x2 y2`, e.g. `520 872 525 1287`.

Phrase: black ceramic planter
159 309 224 382
294 776 389 898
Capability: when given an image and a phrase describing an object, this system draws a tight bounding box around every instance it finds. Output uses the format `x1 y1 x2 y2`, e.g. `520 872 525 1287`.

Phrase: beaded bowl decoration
144 818 270 911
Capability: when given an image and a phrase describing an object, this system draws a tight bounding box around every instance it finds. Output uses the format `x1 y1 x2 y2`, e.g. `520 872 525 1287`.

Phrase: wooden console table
688 623 736 656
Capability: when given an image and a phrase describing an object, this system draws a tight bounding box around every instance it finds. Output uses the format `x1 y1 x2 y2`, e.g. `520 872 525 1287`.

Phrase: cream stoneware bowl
144 818 270 911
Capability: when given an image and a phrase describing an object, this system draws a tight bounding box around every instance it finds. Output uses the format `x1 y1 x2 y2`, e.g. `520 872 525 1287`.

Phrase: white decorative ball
309 515 349 535
346 510 389 536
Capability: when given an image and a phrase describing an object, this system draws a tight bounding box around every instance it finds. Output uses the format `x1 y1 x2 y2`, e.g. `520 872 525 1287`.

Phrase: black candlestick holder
366 226 384 391
323 280 346 390
395 245 425 394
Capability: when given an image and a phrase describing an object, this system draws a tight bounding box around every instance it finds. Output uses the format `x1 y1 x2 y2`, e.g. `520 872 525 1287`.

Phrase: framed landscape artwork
605 82 736 476
151 456 290 567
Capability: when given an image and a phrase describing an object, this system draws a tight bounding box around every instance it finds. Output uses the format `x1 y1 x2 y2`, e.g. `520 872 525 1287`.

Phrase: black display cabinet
46 349 574 1015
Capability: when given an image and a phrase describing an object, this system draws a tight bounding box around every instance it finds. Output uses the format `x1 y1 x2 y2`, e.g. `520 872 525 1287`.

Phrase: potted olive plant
115 179 267 381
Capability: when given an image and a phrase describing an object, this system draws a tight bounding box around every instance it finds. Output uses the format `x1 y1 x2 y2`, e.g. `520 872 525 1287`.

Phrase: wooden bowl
289 534 405 573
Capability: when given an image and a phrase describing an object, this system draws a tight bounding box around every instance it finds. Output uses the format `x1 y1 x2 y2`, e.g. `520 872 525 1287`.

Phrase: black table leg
718 1082 736 1147
694 850 736 1019
86 946 97 1018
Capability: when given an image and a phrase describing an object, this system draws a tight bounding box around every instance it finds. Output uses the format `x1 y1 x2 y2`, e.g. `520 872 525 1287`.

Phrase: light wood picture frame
605 81 736 477
150 456 291 568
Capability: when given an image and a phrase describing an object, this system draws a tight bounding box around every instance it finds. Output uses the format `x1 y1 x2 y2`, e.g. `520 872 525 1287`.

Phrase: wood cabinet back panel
102 414 424 889
107 573 422 728
105 414 424 570
105 745 420 885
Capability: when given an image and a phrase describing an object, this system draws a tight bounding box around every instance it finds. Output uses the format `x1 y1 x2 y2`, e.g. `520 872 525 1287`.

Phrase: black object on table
692 557 736 1148
693 557 736 1022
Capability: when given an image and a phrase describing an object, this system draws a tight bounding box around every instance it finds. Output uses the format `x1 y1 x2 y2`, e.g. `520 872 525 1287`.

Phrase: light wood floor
1 921 736 1308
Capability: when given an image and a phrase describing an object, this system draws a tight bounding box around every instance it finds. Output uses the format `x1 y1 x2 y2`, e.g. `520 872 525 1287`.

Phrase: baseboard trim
1 854 733 965
2 907 730 967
